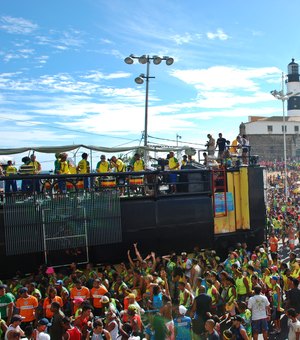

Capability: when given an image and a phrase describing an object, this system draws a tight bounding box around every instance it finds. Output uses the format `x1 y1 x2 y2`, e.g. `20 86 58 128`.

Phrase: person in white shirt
247 285 270 340
287 308 300 340
5 315 25 340
33 318 51 340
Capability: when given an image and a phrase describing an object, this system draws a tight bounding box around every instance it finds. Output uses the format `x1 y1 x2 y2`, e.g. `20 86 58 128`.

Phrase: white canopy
0 144 195 155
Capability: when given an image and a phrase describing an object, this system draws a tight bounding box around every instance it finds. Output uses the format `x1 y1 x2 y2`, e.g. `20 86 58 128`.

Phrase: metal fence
3 191 122 265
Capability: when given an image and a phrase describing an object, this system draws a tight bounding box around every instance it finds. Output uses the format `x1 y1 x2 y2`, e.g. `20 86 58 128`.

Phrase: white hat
101 296 109 303
179 305 187 315
259 248 265 253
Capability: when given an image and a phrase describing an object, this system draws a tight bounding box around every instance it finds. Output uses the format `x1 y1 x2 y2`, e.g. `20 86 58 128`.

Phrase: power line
148 135 206 146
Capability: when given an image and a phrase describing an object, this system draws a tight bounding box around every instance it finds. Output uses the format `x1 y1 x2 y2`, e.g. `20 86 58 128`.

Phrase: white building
243 59 300 160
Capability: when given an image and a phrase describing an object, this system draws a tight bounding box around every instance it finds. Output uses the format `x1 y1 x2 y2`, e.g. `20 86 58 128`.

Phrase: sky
1 0 299 169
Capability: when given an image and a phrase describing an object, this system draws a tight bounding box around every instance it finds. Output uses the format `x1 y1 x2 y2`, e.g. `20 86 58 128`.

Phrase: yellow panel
233 171 242 229
240 167 250 229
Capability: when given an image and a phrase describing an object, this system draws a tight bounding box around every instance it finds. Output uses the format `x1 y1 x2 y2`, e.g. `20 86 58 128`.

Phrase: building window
295 126 299 133
282 125 287 132
267 125 273 132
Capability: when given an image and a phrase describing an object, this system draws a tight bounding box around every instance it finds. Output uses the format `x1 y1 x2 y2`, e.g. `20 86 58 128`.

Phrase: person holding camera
110 156 126 196
206 134 215 156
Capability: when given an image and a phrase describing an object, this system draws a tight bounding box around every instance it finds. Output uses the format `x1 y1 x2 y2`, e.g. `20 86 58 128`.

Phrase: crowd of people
1 132 253 196
0 191 299 340
0 152 148 195
260 161 300 172
0 150 192 196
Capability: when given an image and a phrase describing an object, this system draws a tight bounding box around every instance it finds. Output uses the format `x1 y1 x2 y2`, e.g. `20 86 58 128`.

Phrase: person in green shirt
0 284 14 324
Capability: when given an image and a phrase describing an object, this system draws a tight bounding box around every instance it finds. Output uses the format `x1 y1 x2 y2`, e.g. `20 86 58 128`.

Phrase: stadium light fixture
124 54 174 162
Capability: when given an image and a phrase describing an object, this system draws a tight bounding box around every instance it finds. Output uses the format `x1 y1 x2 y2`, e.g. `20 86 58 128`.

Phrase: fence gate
41 197 89 266
3 191 122 267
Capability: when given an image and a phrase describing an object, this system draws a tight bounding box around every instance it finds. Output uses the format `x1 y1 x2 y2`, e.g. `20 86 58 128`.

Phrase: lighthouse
287 58 300 116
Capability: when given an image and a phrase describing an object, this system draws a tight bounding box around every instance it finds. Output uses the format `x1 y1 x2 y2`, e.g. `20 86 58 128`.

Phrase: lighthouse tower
287 58 300 116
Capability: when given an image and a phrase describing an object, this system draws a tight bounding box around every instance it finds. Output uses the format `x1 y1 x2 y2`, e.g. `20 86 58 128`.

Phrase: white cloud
171 66 280 92
206 29 229 41
170 32 202 45
36 28 85 51
171 33 193 45
2 48 35 63
36 55 49 64
100 38 112 44
0 16 38 34
82 71 131 81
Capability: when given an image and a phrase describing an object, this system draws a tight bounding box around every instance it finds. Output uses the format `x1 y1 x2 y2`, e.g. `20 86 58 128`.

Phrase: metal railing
0 169 212 202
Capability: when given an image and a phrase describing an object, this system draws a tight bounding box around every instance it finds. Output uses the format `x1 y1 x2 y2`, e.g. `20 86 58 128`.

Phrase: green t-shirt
0 293 14 318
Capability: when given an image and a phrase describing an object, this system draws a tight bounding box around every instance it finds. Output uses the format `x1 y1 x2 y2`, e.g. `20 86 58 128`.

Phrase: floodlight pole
124 54 174 164
270 72 300 200
281 73 288 200
144 58 150 149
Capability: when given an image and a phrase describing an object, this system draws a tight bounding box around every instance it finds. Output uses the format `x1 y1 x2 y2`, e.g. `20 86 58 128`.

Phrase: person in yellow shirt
96 155 110 173
77 153 90 190
181 155 188 168
131 153 145 172
57 153 71 193
229 136 239 155
110 156 126 195
5 160 17 193
28 154 42 193
168 151 179 193
96 155 113 190
129 153 145 194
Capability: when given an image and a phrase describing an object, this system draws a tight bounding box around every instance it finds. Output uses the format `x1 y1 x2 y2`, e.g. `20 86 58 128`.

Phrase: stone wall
248 134 300 161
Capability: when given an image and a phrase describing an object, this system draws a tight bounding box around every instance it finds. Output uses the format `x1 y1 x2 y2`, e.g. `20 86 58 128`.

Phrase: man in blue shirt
174 305 192 340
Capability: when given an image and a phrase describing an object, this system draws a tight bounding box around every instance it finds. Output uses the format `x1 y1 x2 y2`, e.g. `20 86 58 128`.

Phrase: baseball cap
179 305 187 315
11 315 24 323
0 284 7 289
55 280 63 285
45 267 55 274
101 296 110 304
38 318 52 327
271 275 279 281
19 287 28 294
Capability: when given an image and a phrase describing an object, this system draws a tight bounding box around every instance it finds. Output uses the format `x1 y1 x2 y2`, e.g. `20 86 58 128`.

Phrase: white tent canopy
0 144 196 156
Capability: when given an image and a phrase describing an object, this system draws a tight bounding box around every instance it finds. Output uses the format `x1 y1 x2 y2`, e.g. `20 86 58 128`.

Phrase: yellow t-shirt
229 139 238 154
6 165 17 176
115 159 125 172
133 159 144 172
77 159 90 174
168 157 179 170
96 161 110 173
28 161 41 174
59 161 70 174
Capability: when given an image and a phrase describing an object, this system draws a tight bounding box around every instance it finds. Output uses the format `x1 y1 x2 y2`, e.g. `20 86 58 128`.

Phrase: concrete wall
248 134 300 160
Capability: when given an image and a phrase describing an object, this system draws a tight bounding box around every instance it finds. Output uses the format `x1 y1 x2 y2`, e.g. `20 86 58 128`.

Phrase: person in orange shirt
269 232 279 253
43 287 63 320
70 279 90 314
15 287 38 328
90 278 108 317
70 279 90 300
